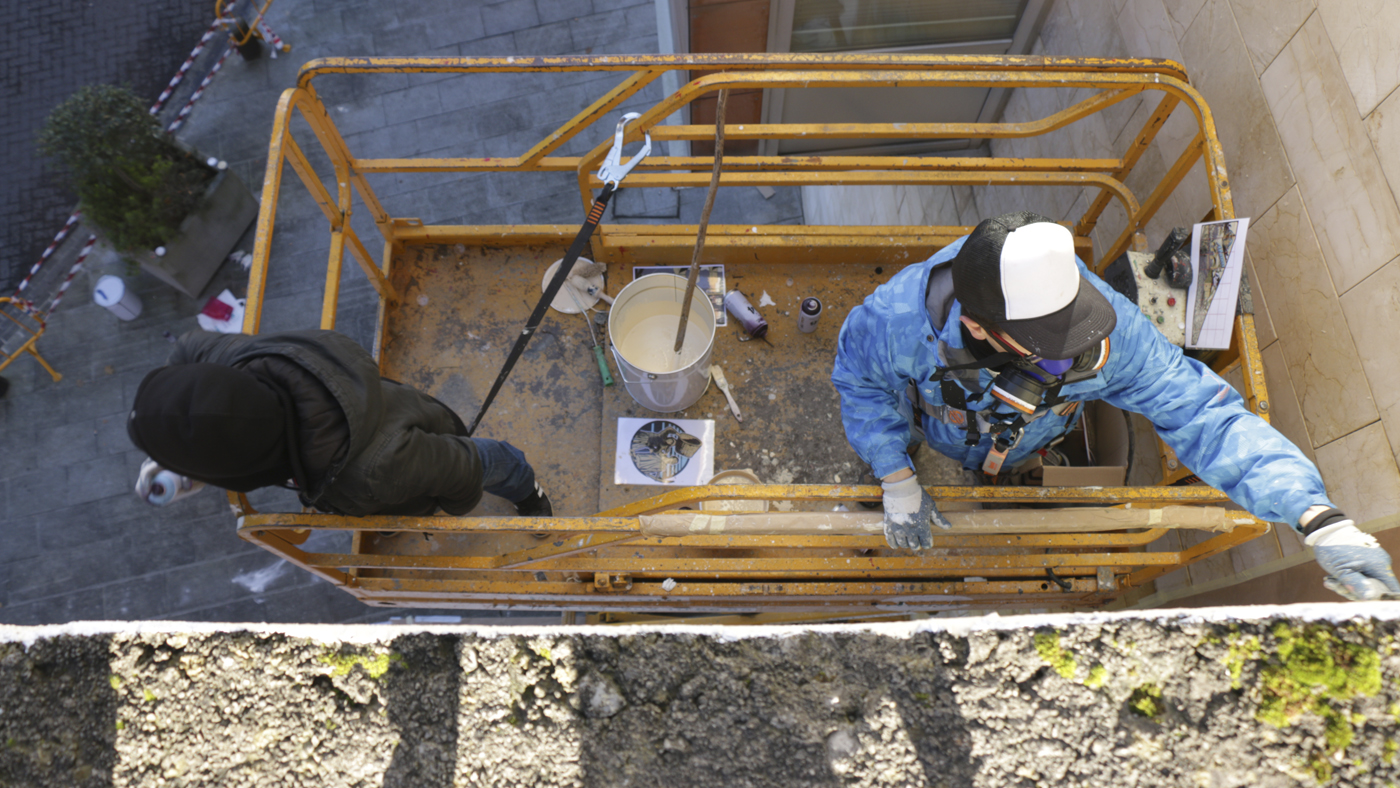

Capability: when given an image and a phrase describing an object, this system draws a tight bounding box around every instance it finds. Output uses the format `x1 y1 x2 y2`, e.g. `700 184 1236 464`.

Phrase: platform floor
380 241 923 518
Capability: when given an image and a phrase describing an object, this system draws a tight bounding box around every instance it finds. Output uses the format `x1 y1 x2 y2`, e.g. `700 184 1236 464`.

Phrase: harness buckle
597 112 652 187
981 423 1023 476
982 443 1011 476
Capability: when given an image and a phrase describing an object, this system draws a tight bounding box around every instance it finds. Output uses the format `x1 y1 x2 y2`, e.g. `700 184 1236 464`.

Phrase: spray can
797 297 822 333
136 457 206 506
723 289 769 339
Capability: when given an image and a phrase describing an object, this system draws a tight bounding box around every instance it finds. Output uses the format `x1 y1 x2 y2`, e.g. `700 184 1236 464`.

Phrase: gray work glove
880 475 951 550
1306 518 1400 601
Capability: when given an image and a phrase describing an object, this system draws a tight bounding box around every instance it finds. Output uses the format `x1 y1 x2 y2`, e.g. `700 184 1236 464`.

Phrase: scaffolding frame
235 54 1271 616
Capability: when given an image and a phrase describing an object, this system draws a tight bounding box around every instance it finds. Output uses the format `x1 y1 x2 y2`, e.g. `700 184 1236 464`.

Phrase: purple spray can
723 289 769 339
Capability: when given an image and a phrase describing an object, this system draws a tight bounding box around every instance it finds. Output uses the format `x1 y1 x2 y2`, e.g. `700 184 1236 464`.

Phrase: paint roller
567 261 613 304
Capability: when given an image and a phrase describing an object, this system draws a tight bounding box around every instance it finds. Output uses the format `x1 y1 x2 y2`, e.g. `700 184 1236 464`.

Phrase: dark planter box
132 169 259 298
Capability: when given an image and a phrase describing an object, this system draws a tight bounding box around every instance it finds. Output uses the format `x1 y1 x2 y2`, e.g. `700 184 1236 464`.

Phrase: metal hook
598 112 651 187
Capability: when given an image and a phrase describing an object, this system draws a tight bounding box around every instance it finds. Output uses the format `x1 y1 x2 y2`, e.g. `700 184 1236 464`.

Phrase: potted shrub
39 84 257 297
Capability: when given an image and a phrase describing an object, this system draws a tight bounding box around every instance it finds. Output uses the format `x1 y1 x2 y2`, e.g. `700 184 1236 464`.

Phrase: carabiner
597 112 651 187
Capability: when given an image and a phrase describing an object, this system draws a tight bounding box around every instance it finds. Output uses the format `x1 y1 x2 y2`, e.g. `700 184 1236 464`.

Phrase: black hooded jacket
130 329 484 516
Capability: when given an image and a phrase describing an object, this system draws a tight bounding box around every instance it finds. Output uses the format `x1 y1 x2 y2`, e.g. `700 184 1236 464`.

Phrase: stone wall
4 604 1400 786
799 0 1400 603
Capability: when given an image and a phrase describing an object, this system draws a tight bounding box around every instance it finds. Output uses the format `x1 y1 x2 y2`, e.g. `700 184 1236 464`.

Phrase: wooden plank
639 506 1231 536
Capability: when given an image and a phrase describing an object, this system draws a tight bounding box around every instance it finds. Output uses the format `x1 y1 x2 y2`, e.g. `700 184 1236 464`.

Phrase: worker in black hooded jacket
127 328 551 517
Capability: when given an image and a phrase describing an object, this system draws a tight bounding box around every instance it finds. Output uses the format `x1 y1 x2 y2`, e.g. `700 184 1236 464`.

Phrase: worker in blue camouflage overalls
832 210 1398 601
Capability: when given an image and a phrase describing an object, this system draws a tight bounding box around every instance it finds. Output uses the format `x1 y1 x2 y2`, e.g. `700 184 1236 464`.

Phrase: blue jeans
472 438 537 503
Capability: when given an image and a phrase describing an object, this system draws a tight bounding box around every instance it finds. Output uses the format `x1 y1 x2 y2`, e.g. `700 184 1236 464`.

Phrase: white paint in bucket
616 307 709 372
93 275 143 321
609 273 715 412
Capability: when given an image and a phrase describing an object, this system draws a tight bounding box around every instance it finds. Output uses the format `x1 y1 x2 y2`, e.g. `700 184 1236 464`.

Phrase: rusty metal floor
247 243 1269 612
380 241 888 519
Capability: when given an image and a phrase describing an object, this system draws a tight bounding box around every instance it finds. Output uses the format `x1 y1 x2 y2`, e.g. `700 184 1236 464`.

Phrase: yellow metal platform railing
235 484 1267 614
0 298 62 383
233 53 1271 616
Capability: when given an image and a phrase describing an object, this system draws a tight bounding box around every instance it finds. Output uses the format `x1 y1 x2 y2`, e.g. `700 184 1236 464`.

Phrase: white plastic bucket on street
608 273 715 412
93 275 142 321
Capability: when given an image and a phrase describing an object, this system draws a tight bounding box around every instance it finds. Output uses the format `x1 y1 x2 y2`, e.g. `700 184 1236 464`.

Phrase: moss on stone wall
6 612 1400 787
318 649 403 679
1129 683 1164 719
1034 632 1077 680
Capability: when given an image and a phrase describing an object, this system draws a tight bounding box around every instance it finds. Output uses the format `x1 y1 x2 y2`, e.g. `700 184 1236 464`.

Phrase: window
790 0 1029 54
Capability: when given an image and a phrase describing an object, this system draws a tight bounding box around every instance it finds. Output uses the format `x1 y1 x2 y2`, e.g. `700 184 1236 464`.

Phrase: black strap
936 376 980 446
466 183 618 437
1041 401 1082 450
932 352 1018 377
930 352 1078 448
938 375 967 409
1301 507 1349 537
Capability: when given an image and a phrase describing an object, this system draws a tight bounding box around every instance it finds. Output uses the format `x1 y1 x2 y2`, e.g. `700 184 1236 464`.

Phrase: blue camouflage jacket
831 236 1332 529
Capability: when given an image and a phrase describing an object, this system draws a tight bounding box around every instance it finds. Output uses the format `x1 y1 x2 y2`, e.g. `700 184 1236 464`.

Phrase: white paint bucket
608 273 715 413
93 275 143 321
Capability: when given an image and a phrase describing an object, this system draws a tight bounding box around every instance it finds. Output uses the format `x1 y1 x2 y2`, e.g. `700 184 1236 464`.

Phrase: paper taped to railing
1185 218 1250 350
639 506 1234 536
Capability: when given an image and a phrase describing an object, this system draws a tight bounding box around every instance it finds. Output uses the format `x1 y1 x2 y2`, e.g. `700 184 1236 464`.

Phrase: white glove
1306 519 1400 601
880 475 950 550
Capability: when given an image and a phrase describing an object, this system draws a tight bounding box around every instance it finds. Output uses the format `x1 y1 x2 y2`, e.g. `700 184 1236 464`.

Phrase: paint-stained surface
244 236 1269 615
601 258 896 512
383 243 595 516
381 240 894 515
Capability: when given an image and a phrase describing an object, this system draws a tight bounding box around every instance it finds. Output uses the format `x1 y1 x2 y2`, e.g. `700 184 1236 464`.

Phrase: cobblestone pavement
0 0 803 625
2 0 214 291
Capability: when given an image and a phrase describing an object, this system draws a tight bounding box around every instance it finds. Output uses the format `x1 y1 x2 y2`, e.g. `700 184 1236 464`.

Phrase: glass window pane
791 0 1028 53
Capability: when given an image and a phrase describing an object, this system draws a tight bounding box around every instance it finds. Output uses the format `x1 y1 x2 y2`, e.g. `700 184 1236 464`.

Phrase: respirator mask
986 332 1110 415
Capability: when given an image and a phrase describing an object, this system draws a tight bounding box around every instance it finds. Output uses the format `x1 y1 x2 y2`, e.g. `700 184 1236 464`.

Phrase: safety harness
913 260 1104 476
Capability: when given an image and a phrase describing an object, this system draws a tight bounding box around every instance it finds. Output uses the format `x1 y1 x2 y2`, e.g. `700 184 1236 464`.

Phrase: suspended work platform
234 53 1272 619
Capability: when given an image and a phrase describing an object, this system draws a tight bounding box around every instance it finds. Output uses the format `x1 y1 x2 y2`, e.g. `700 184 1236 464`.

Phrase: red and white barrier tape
167 41 235 133
149 17 231 115
257 19 286 56
10 211 82 314
41 235 98 321
13 212 80 298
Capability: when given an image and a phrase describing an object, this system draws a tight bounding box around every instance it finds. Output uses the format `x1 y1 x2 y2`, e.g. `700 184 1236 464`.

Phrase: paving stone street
0 0 804 625
2 1 215 292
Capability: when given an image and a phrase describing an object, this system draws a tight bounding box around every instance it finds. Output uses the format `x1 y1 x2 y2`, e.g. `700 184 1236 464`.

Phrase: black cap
951 211 1117 359
128 363 294 492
